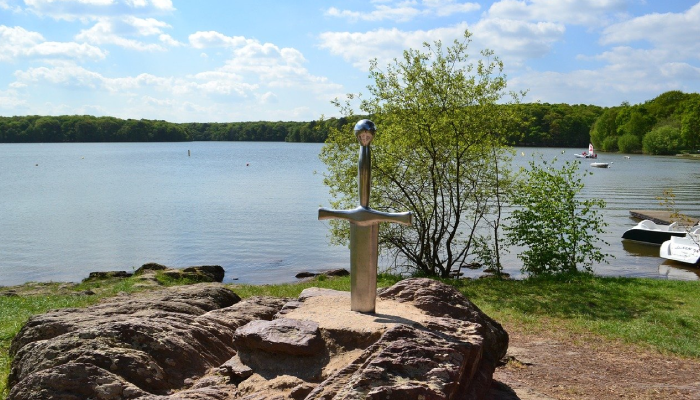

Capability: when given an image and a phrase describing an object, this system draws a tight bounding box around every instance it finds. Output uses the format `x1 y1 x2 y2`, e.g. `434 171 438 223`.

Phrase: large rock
234 318 324 356
8 284 286 399
8 278 508 399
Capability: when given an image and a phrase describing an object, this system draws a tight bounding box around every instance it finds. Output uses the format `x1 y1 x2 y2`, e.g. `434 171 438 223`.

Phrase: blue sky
1 0 699 122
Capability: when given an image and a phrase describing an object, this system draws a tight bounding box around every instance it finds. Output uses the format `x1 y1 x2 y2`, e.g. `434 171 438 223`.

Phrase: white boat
590 162 611 168
621 220 693 245
659 227 700 265
575 143 598 159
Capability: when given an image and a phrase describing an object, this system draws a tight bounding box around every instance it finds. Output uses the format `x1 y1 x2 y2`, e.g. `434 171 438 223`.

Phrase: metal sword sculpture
318 119 412 313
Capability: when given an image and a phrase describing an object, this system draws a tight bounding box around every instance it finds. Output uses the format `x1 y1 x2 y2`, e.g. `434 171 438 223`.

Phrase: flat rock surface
283 288 431 332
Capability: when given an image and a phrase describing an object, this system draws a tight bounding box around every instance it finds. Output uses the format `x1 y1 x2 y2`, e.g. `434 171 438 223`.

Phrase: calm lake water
1 142 699 286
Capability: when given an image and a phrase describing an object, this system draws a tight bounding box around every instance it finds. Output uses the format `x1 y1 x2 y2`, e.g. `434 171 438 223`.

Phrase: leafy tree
643 125 683 155
680 96 700 151
601 135 618 152
33 117 63 142
320 30 522 278
617 133 641 153
590 107 619 149
505 156 608 275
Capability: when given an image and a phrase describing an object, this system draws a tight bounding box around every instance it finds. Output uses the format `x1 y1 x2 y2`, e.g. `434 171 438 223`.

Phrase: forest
1 91 698 154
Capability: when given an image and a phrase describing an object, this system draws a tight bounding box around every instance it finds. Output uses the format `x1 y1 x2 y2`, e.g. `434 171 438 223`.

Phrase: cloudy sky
1 0 699 122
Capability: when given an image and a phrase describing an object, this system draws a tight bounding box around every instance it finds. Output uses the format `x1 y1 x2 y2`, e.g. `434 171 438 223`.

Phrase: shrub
643 126 683 155
617 133 642 153
505 156 609 276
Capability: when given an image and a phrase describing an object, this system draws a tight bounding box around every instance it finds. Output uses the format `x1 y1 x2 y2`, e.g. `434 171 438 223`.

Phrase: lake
1 142 699 287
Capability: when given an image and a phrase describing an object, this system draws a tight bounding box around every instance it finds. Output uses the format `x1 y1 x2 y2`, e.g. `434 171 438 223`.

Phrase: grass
1 272 699 398
454 273 700 357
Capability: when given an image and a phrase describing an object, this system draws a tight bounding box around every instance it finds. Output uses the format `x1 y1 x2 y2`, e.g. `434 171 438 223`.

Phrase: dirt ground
489 323 700 400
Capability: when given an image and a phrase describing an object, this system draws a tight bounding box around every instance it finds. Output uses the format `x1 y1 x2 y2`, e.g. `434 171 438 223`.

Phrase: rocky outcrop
295 269 350 279
83 263 227 285
8 278 508 400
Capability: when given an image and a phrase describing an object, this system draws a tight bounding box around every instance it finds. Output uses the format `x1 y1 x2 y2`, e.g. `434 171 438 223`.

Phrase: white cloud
510 44 700 106
325 0 479 22
0 88 27 112
188 31 249 49
8 30 345 121
75 17 176 51
23 0 174 20
0 25 106 62
14 63 105 89
28 41 107 60
472 18 565 60
325 5 422 23
0 0 22 12
601 2 700 58
487 0 629 26
158 33 182 47
423 0 481 16
318 24 469 70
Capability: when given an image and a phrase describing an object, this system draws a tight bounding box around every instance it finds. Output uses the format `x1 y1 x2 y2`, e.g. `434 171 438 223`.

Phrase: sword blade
350 222 378 313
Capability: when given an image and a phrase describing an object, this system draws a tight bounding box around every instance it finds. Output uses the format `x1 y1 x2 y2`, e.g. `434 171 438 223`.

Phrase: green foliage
456 274 700 357
505 156 608 275
0 115 190 143
616 133 642 153
680 96 700 151
601 135 618 152
229 273 401 299
642 125 683 155
589 91 699 154
321 30 522 278
512 103 604 147
590 107 619 149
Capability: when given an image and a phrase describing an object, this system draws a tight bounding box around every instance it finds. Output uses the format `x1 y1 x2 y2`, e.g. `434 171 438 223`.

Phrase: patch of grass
453 273 700 357
229 273 402 298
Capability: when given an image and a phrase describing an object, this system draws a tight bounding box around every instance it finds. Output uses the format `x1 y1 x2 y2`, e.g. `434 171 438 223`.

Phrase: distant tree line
0 115 190 143
590 90 700 155
1 91 698 153
0 115 351 144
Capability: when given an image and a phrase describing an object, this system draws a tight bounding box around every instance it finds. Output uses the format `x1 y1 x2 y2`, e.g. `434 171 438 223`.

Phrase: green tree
601 135 618 152
590 107 619 149
505 156 608 275
643 125 683 155
33 116 63 142
680 97 700 151
617 133 642 153
320 30 521 278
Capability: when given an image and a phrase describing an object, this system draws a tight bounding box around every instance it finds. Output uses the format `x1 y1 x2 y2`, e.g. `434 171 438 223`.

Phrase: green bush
601 135 619 152
617 133 642 153
505 156 608 276
643 126 683 155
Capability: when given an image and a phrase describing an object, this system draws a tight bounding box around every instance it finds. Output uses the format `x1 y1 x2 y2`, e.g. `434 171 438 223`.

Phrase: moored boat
590 162 611 168
621 219 693 245
659 228 700 265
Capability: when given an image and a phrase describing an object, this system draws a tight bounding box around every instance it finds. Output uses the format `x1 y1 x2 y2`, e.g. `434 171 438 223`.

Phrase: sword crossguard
318 206 412 227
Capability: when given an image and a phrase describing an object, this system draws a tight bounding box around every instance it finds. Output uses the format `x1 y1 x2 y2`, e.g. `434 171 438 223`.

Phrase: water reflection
621 240 661 257
658 261 700 280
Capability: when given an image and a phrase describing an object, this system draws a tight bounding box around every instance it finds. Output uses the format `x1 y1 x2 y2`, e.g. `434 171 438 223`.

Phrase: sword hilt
318 206 412 227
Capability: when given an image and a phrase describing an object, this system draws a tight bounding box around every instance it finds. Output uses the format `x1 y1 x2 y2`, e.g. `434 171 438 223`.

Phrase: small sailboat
575 143 598 159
